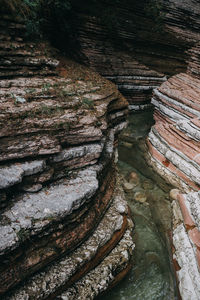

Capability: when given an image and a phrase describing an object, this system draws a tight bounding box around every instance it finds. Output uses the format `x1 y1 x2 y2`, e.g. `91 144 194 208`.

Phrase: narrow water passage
101 111 178 300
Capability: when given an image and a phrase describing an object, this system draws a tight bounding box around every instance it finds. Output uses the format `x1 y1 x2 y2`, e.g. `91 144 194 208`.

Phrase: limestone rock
0 14 133 299
59 228 134 300
5 182 134 300
56 0 200 110
147 72 200 192
147 43 200 299
142 180 154 190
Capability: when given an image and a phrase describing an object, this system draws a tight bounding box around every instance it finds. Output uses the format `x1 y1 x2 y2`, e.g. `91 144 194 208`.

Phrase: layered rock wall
0 14 134 299
61 1 200 297
58 0 200 110
147 44 200 299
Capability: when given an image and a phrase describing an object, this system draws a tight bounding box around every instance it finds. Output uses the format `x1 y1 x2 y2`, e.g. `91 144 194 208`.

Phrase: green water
101 111 177 300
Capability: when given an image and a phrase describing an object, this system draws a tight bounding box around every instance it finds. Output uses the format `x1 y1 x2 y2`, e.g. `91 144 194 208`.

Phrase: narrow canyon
0 1 200 299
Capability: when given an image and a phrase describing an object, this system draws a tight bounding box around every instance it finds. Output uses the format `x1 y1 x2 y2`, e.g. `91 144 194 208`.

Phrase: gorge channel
102 110 178 300
1 1 200 298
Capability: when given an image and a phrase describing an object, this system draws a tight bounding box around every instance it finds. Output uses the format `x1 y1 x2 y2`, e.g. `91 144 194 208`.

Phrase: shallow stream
102 111 178 300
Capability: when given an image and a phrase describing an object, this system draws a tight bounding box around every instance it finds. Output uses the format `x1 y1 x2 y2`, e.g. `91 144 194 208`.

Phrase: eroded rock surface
172 192 200 300
58 0 200 110
147 72 200 192
5 181 134 300
0 14 134 299
147 44 200 299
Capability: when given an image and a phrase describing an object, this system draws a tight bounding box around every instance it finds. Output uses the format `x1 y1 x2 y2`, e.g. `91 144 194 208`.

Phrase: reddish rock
177 194 196 230
148 39 200 299
189 228 200 249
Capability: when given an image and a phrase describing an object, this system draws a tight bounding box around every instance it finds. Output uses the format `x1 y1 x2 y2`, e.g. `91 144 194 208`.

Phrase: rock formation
147 43 200 299
55 1 200 297
58 0 200 110
1 0 200 299
0 14 134 299
62 2 200 296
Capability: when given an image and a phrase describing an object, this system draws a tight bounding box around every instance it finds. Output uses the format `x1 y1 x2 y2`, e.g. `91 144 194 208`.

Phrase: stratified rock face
147 44 200 299
72 19 167 110
0 15 134 299
163 0 200 43
172 192 200 300
147 72 200 192
59 0 200 110
187 43 200 78
64 10 170 110
60 1 200 297
4 179 134 300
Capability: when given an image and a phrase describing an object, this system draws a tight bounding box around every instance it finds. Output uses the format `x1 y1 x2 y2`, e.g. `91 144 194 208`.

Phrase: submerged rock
123 181 134 193
142 180 154 191
170 189 180 200
128 172 140 185
134 191 147 203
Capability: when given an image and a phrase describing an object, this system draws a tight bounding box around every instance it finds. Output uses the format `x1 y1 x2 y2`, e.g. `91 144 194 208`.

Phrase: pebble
123 181 134 192
122 142 132 149
128 172 139 185
169 189 180 200
142 180 154 190
22 184 43 193
134 191 147 203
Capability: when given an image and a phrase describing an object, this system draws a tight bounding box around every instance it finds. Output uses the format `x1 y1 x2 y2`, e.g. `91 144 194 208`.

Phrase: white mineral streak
149 74 200 300
119 84 158 90
0 160 46 189
51 143 103 163
128 104 152 111
186 192 200 230
146 149 190 192
106 75 167 81
151 98 189 121
113 121 128 134
5 184 133 300
148 129 200 184
154 89 200 118
0 168 98 254
176 120 200 141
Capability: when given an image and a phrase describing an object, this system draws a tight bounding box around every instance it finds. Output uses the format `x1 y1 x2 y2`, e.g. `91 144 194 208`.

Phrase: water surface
101 111 177 300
